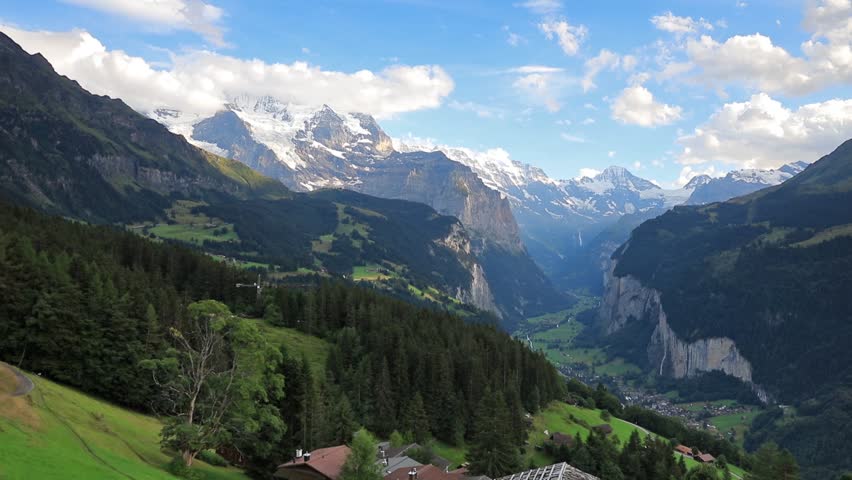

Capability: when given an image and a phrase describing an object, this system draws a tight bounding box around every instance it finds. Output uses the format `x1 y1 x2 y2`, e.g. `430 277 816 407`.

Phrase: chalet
275 446 351 480
674 445 693 457
496 462 599 480
592 424 613 436
696 453 715 464
549 433 575 449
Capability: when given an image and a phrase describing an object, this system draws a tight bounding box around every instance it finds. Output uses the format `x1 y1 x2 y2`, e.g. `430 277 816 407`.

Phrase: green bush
198 450 229 467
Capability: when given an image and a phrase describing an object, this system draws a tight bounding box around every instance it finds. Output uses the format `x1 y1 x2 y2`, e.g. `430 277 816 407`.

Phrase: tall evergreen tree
467 389 521 478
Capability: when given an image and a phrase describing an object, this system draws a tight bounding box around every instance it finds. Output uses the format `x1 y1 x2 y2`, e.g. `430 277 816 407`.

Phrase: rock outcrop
601 259 758 392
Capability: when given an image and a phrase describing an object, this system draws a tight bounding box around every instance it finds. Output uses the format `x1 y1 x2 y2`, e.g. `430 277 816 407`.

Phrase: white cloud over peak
64 0 227 46
3 26 454 119
678 93 852 169
576 167 602 179
676 165 723 187
611 85 683 127
650 11 713 35
539 20 587 56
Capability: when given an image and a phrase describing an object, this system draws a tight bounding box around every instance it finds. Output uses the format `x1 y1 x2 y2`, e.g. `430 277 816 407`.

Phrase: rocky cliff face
356 151 524 253
601 259 759 394
435 222 498 315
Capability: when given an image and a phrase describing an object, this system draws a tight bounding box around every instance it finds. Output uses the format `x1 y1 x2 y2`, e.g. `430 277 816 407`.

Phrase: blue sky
2 0 851 186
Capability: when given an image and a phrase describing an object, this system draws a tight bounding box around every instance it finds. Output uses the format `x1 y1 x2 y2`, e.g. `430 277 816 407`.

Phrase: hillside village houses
274 444 599 480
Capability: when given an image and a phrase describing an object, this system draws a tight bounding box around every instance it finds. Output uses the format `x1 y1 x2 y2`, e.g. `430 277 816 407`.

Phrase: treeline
262 282 565 455
0 203 257 409
0 203 565 478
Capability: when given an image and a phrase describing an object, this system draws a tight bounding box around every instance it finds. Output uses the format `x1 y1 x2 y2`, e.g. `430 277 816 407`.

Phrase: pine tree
467 389 521 478
372 359 396 437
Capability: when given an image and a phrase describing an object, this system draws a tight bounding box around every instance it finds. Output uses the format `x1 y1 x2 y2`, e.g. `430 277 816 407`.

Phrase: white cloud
448 100 503 119
581 117 596 125
64 0 227 46
512 70 576 112
576 167 601 179
736 1 748 8
582 49 620 92
608 151 617 158
515 0 562 14
650 11 713 35
561 133 586 143
678 93 852 169
301 47 310 54
581 50 638 92
509 65 564 74
507 31 524 46
676 165 723 187
683 0 852 96
3 26 454 119
611 85 683 127
583 103 597 110
503 25 526 47
539 20 587 56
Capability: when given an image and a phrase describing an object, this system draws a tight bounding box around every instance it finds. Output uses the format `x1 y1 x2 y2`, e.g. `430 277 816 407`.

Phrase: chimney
304 452 311 462
296 449 303 460
408 468 418 480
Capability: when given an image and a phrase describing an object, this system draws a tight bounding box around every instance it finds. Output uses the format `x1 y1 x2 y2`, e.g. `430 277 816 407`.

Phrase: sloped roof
496 462 598 480
381 456 423 475
277 445 352 480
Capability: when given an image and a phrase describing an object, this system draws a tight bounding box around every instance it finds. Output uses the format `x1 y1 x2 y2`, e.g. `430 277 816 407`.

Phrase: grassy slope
248 320 331 374
0 374 248 480
436 401 742 479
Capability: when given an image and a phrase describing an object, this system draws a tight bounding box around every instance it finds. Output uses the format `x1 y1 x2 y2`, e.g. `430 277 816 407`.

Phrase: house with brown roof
549 433 575 449
674 445 693 457
275 446 351 480
592 424 613 436
696 453 715 464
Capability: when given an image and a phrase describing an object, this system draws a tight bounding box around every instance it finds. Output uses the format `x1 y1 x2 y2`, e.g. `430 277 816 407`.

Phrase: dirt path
0 362 34 397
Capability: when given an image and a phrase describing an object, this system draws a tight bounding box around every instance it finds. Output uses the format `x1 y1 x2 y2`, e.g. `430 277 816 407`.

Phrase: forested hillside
604 139 852 479
0 202 565 478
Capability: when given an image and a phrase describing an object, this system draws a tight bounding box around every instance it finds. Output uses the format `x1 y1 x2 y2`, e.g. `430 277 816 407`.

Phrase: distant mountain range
153 96 567 322
0 31 554 325
396 139 809 291
152 94 809 297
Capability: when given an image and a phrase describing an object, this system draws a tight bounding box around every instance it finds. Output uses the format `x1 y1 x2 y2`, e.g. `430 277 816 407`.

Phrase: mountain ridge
0 31 508 321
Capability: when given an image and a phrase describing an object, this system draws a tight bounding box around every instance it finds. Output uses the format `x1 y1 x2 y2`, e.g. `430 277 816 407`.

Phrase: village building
548 433 575 449
696 453 716 464
496 462 599 480
275 446 351 480
592 424 613 436
674 445 693 457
